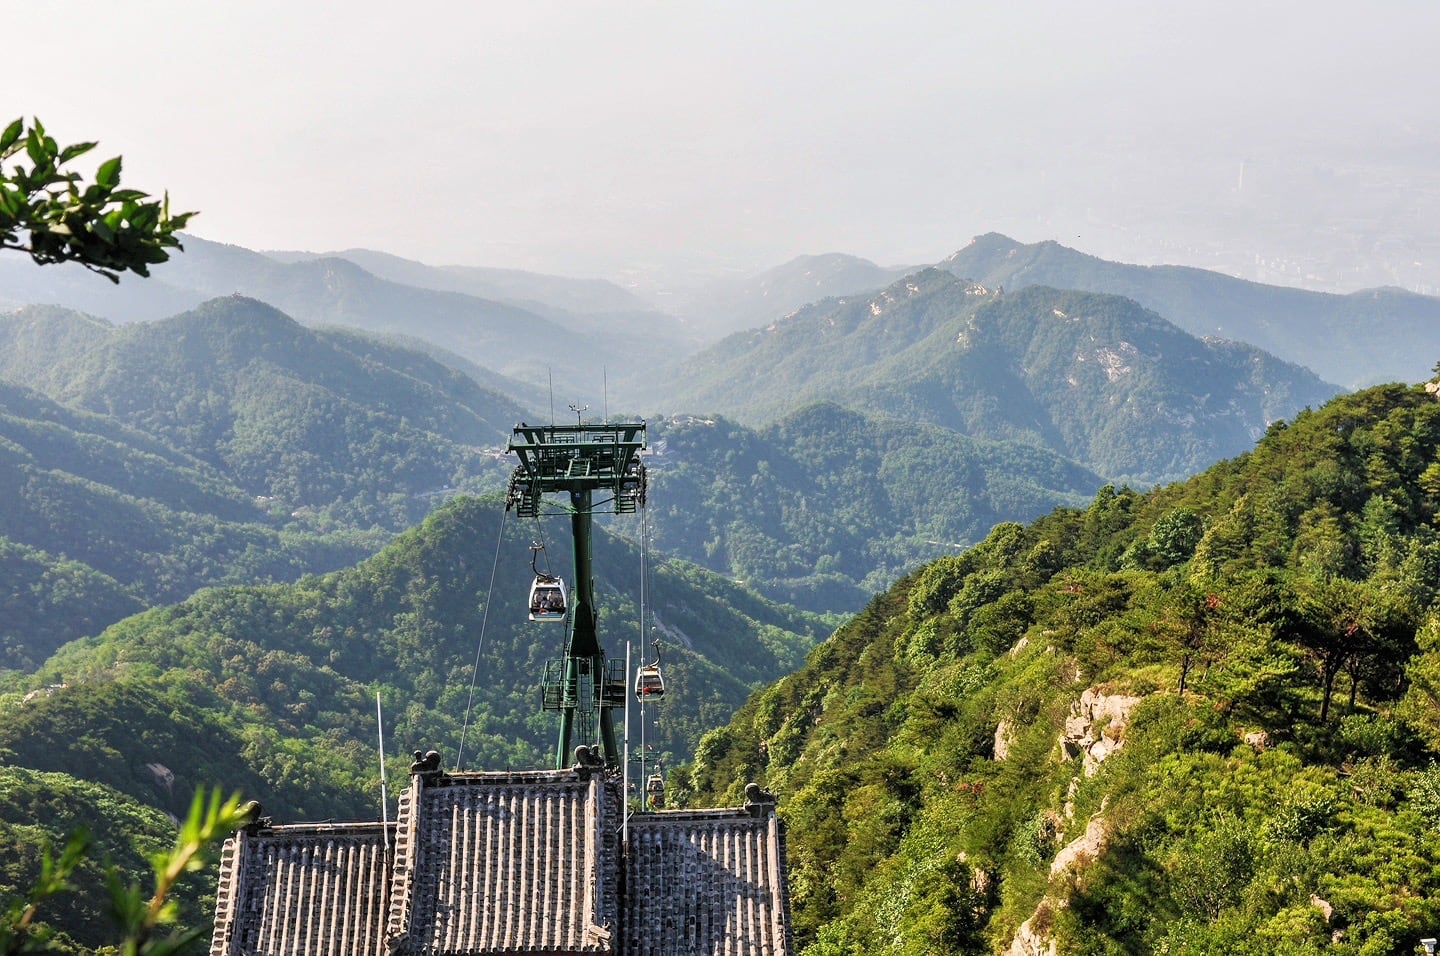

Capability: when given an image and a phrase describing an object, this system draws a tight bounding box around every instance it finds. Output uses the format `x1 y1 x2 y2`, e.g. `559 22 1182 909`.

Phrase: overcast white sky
8 2 1438 287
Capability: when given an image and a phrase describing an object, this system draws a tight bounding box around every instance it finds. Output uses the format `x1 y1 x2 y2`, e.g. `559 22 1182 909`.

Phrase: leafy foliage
0 781 247 955
0 118 193 283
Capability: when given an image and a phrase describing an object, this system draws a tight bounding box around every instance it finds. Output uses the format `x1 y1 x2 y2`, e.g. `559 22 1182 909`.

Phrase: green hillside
0 491 826 949
0 379 387 669
660 269 1339 484
0 301 536 669
17 493 823 792
639 404 1100 611
0 298 521 526
0 765 213 955
944 233 1440 389
684 381 1440 954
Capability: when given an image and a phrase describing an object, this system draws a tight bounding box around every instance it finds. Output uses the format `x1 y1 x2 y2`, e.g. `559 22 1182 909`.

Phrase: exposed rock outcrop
1005 904 1061 956
995 719 1015 761
1050 815 1108 876
1059 687 1144 776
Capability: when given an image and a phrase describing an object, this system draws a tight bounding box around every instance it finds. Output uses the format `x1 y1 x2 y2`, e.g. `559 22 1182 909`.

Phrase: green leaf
24 129 48 168
95 155 122 189
0 117 22 154
58 140 97 164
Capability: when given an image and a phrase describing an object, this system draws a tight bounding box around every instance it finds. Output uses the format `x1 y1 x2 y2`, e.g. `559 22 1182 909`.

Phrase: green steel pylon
505 420 646 770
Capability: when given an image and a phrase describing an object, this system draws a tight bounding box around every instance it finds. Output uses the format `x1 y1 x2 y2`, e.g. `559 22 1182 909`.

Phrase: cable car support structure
505 420 647 771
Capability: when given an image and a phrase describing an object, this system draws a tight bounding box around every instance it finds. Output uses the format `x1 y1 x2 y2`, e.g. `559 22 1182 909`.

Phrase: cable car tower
505 414 646 771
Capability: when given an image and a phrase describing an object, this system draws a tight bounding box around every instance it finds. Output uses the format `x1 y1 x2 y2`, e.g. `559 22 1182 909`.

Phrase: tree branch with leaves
0 787 250 956
0 117 195 282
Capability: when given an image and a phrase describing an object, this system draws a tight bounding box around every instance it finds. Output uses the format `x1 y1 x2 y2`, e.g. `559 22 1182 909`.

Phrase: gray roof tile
210 769 790 955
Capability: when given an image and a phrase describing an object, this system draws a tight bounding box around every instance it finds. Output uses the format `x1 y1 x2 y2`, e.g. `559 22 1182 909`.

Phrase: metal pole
622 640 631 846
376 691 390 857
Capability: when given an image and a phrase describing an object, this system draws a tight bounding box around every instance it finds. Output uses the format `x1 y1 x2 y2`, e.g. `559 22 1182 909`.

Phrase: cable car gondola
527 542 567 622
529 574 567 621
634 639 665 700
646 771 665 809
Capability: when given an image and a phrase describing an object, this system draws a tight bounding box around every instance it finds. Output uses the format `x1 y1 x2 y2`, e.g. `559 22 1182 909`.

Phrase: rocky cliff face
1003 686 1145 956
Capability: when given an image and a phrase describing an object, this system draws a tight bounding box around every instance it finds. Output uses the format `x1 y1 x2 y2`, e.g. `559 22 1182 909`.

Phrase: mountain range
655 269 1339 484
941 232 1440 389
0 235 695 409
4 231 1440 950
10 230 1439 407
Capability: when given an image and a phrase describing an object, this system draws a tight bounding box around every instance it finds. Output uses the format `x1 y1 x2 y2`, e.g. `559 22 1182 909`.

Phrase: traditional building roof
209 821 392 956
625 805 792 956
209 765 791 956
387 769 620 953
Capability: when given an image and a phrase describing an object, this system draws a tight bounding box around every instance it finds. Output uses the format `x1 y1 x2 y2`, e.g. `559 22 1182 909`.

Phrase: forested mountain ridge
683 379 1440 954
0 298 534 669
25 491 824 771
0 297 523 524
0 377 385 670
0 234 696 407
943 232 1440 389
658 269 1339 484
639 404 1101 611
0 294 1098 666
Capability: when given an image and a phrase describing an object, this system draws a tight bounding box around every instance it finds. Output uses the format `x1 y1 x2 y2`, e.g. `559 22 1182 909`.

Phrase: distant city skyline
8 1 1438 294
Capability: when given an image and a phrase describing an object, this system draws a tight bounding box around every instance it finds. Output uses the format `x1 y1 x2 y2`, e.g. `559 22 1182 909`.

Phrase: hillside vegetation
659 269 1338 484
0 298 522 520
640 405 1100 611
8 493 824 806
0 377 390 669
685 381 1440 954
0 492 826 949
0 299 536 668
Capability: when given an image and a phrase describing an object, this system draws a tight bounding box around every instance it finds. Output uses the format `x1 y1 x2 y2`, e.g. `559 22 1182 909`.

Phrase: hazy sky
9 2 1438 287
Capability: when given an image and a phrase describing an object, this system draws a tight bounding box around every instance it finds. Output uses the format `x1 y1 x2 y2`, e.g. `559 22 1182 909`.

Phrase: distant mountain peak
940 234 1440 388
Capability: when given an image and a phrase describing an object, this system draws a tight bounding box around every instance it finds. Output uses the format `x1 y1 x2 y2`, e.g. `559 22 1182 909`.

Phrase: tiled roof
386 770 620 953
210 768 791 955
624 809 793 956
209 821 392 956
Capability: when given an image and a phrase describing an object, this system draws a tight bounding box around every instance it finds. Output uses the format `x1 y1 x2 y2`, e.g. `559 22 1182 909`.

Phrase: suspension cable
639 502 649 651
455 506 508 770
531 513 553 578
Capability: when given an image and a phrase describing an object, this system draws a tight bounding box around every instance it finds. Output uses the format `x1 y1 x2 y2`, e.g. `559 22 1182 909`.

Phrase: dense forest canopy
684 381 1440 954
